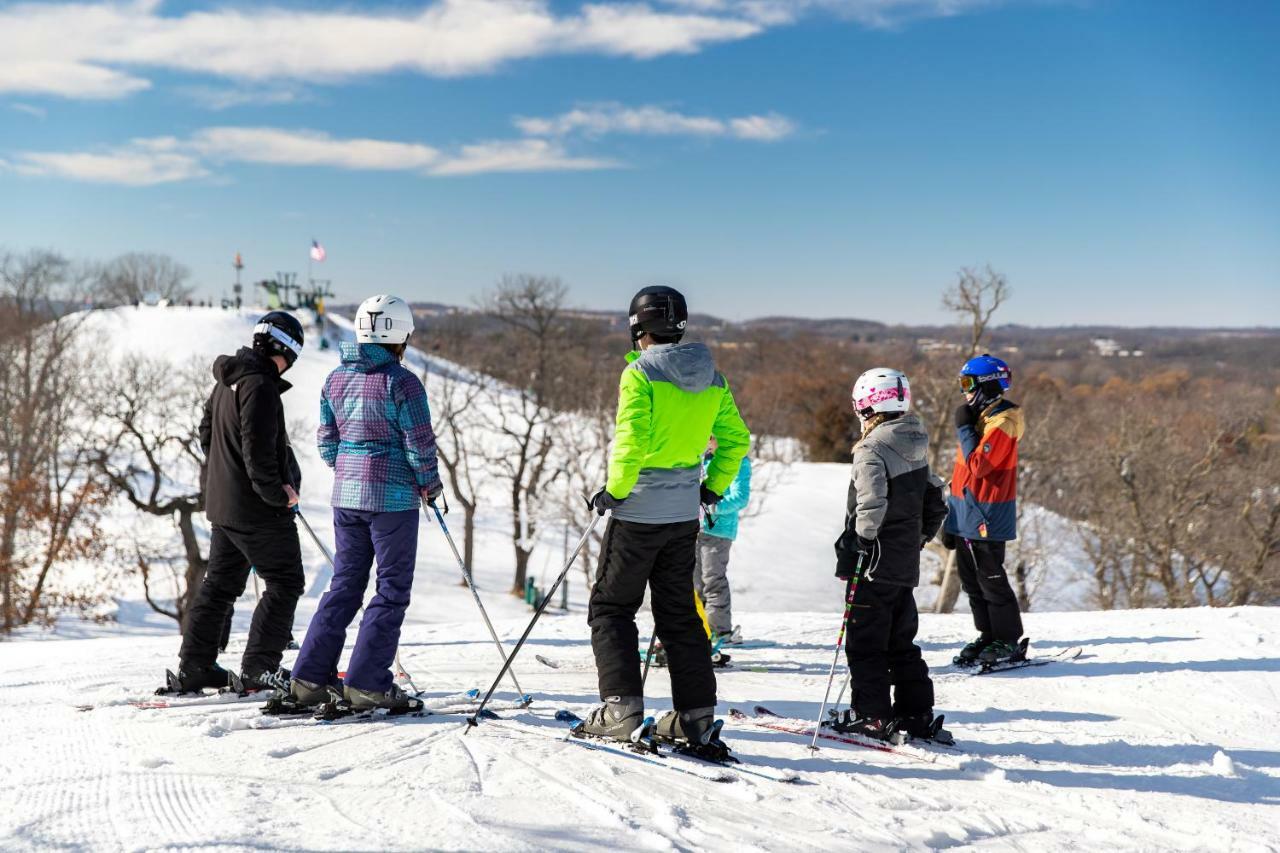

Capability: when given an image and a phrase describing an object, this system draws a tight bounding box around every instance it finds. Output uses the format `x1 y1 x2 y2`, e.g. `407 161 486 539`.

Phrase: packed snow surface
3 608 1278 851
2 308 1277 850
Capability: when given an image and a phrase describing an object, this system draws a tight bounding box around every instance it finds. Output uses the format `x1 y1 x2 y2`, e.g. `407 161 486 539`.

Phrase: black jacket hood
213 347 292 393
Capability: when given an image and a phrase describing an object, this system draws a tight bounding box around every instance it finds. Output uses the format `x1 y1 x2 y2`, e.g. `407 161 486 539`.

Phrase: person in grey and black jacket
832 368 949 743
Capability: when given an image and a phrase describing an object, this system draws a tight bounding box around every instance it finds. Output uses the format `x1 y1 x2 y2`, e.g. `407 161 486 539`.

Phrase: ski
945 645 1083 676
76 689 266 713
731 707 958 766
552 710 736 782
556 710 797 784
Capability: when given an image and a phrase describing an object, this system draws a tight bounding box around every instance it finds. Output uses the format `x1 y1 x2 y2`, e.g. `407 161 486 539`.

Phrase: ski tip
466 688 481 699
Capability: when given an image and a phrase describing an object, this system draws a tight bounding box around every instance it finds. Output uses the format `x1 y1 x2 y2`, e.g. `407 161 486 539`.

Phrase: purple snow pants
293 507 420 693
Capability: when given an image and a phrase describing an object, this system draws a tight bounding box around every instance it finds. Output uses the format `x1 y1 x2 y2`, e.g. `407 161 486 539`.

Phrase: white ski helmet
852 367 911 418
355 294 414 344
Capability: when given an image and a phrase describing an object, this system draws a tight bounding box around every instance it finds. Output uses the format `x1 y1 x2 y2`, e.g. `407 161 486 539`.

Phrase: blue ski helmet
958 353 1011 394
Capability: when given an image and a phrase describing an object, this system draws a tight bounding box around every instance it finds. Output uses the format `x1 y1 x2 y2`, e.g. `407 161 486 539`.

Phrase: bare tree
92 357 208 624
476 275 574 595
928 266 1011 613
424 359 487 574
98 252 193 305
0 250 107 632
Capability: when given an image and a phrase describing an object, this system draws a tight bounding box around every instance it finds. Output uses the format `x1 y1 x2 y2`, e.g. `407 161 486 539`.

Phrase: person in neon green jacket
579 286 751 749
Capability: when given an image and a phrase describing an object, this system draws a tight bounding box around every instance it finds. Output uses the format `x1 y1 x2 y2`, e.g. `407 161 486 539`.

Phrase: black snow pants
179 517 305 675
955 539 1023 643
846 579 933 720
589 518 716 710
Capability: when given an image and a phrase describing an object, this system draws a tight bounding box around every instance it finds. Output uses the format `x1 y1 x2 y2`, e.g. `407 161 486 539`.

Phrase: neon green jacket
606 343 751 524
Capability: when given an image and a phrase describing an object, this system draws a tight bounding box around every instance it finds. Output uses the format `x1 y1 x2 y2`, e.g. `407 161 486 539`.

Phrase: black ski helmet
628 285 688 345
252 311 305 369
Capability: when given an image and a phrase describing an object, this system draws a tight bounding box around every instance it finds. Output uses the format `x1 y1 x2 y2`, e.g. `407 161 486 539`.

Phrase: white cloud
188 127 441 171
9 102 47 119
429 139 617 176
516 104 796 141
181 86 310 111
8 147 208 186
0 0 762 100
0 0 1019 101
8 126 615 184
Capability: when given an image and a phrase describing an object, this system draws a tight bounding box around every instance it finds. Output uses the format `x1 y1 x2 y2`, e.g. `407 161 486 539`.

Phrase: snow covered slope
2 607 1277 850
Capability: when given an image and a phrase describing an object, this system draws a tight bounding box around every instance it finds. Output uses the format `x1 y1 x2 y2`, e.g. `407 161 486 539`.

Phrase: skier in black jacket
832 368 949 743
165 312 306 694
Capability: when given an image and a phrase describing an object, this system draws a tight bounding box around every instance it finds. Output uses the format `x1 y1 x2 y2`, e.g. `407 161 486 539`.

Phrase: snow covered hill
3 306 1277 850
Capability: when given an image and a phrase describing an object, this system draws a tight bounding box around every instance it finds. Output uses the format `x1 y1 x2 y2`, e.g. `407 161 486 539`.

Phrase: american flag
310 240 326 262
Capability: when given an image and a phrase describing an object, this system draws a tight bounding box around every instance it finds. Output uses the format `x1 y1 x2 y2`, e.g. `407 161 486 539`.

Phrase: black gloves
955 401 979 430
587 487 625 516
940 530 957 550
423 482 447 513
699 484 722 507
834 532 875 580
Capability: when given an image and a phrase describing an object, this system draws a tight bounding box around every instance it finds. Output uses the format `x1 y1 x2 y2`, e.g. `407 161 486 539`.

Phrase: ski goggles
958 374 980 393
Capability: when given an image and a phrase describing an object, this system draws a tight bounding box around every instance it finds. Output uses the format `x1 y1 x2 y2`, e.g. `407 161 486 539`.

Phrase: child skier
832 368 949 743
695 436 751 644
284 294 444 714
579 285 750 751
943 353 1027 667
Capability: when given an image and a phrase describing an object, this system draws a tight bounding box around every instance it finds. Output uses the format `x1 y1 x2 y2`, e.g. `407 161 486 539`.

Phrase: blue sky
1 0 1277 326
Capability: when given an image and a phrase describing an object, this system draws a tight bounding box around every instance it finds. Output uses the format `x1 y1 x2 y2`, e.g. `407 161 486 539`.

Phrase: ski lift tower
233 252 244 308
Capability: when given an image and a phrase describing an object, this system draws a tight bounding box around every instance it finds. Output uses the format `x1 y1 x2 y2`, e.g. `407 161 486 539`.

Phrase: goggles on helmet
958 374 980 394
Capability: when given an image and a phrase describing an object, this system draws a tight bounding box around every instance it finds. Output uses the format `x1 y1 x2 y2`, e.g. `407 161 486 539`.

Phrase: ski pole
296 507 420 694
423 498 527 699
465 511 604 731
640 631 657 687
810 561 863 751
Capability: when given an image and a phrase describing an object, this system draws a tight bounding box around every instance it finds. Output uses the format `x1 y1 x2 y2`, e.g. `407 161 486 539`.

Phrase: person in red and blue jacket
942 353 1027 667
289 295 444 714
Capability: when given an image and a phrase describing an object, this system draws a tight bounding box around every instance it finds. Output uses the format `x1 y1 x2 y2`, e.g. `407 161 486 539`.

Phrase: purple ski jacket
317 342 442 512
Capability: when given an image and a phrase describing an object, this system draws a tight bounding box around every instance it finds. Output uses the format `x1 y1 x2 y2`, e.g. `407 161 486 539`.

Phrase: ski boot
343 683 424 715
229 666 291 695
978 638 1029 669
710 649 732 668
260 676 327 716
894 712 955 746
157 662 230 695
653 707 736 763
953 636 992 667
574 696 648 744
828 710 904 744
714 626 744 647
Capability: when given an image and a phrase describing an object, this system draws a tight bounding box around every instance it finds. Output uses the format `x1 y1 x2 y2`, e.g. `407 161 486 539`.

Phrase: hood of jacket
629 342 717 394
862 413 929 466
213 347 291 393
339 341 398 373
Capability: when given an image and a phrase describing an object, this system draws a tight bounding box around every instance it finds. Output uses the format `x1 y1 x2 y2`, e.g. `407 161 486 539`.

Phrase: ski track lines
4 609 1280 850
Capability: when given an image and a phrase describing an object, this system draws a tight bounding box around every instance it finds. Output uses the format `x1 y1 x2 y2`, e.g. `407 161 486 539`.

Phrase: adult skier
286 295 444 713
942 353 1027 666
580 286 750 749
833 368 949 742
167 312 306 693
695 437 751 644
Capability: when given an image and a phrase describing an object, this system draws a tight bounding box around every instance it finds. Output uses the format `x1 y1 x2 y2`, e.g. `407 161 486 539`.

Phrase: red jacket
944 399 1024 541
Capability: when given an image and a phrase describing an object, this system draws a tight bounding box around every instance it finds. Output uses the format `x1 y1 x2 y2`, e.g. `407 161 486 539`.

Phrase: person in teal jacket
696 439 751 642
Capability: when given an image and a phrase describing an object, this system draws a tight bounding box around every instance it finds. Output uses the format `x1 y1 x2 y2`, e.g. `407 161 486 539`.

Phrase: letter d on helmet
356 294 415 344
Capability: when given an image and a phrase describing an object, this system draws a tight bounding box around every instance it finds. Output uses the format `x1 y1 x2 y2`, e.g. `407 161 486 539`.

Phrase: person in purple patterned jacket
288 295 445 714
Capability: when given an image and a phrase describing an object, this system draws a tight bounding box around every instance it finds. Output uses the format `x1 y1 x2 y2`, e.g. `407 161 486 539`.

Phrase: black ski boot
653 707 735 762
260 676 329 716
575 696 647 743
229 666 292 695
953 636 992 667
978 638 1029 668
829 710 902 744
895 712 955 746
157 662 230 695
344 683 424 714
